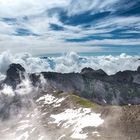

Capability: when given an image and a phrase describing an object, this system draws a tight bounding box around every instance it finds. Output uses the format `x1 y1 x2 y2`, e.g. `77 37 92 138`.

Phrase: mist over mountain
0 60 140 140
0 0 140 140
0 51 140 76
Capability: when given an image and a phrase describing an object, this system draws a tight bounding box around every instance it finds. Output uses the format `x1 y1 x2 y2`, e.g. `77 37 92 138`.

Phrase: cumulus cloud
0 51 139 76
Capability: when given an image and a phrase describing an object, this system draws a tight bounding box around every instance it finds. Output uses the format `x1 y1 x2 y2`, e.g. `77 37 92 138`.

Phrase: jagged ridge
1 63 140 105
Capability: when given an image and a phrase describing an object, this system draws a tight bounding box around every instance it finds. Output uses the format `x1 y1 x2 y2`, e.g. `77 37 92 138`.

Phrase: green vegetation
71 95 101 109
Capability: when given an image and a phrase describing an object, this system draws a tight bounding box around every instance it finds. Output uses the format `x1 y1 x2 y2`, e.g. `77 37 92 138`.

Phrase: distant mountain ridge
1 63 140 105
0 64 140 140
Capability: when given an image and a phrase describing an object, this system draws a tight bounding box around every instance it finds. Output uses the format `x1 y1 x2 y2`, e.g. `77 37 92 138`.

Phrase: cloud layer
0 51 139 80
0 0 140 54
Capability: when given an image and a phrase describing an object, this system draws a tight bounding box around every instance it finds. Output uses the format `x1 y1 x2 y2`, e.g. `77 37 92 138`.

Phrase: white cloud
67 0 119 16
0 34 101 55
0 0 139 55
0 51 139 76
0 0 69 17
87 39 140 46
0 21 15 35
95 16 140 30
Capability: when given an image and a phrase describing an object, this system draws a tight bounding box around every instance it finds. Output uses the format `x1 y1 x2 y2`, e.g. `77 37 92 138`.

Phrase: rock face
0 93 140 140
81 67 107 76
1 64 140 105
3 64 25 88
137 66 140 74
0 64 140 139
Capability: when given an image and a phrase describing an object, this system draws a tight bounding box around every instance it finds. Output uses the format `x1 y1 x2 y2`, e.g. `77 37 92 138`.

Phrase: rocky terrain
0 92 140 140
0 63 140 140
2 63 140 105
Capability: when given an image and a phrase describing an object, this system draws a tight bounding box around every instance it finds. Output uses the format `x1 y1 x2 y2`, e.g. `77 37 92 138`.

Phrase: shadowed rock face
0 64 140 139
3 64 25 89
137 66 140 74
2 63 140 105
81 67 107 76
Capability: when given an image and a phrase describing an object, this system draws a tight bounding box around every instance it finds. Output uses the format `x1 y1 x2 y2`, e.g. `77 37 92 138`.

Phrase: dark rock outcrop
3 64 25 88
1 63 140 105
137 66 140 74
81 67 107 76
81 67 95 74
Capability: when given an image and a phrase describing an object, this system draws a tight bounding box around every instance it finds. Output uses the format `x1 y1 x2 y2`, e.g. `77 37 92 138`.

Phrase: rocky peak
81 67 107 78
81 67 95 74
7 64 25 78
1 64 140 105
4 64 26 88
95 69 107 76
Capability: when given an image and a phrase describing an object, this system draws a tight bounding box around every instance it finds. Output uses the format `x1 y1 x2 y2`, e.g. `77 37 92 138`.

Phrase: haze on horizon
0 0 140 55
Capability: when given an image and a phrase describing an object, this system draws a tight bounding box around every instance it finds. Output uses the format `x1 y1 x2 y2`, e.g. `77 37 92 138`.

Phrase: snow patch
16 131 29 140
50 108 104 139
36 94 65 107
57 134 66 140
17 124 31 131
38 136 45 140
92 131 100 137
1 85 15 96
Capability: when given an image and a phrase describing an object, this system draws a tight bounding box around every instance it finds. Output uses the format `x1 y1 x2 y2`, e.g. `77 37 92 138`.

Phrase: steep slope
0 63 140 140
0 92 139 140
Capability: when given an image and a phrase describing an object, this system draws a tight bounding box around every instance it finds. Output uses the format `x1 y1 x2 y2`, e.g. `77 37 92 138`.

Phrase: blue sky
0 0 140 55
